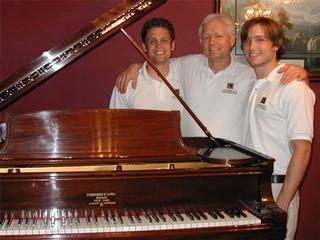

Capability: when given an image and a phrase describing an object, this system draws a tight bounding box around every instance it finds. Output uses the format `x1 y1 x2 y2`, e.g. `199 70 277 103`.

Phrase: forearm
278 64 309 84
116 63 143 93
276 140 311 211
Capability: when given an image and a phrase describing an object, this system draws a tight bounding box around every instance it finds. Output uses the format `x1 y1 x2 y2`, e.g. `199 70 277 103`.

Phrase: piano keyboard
0 206 261 236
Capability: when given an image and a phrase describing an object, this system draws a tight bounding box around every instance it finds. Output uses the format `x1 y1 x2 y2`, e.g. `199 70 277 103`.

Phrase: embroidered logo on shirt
222 82 237 94
256 96 267 110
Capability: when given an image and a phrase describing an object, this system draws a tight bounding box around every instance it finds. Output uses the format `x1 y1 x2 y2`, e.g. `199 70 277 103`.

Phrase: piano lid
0 0 166 110
0 109 198 166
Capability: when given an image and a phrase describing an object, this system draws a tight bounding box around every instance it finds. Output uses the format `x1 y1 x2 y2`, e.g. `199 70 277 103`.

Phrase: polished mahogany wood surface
0 109 197 166
0 110 286 239
1 140 285 238
0 0 286 237
0 108 286 239
0 137 286 239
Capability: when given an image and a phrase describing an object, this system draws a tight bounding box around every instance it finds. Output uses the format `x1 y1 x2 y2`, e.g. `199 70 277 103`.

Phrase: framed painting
214 0 320 80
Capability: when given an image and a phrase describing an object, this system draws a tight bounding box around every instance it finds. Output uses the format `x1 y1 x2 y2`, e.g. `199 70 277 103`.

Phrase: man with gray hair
114 14 307 144
171 14 255 142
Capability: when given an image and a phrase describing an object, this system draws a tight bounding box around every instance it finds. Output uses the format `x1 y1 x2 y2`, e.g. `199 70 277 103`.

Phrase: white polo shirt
243 64 315 174
109 62 184 111
171 54 255 143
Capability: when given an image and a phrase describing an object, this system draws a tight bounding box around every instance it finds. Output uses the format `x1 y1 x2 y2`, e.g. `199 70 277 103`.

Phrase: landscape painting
221 0 320 73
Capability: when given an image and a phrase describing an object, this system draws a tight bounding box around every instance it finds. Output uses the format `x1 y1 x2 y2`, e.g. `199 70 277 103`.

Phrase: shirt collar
259 63 286 82
141 61 171 84
203 56 235 76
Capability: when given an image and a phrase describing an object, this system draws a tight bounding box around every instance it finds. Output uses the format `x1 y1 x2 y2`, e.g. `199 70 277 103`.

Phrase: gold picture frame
214 0 320 80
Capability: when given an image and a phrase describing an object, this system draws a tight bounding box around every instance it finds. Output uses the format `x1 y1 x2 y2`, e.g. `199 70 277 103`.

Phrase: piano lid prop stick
120 28 221 148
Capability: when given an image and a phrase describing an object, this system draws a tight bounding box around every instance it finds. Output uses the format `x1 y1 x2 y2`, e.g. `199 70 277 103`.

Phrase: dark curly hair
141 17 175 44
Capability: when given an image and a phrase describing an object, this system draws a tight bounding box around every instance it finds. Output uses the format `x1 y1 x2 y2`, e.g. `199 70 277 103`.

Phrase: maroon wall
0 0 210 115
1 1 319 239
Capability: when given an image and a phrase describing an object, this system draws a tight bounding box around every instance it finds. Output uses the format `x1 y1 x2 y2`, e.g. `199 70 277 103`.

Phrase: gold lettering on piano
86 192 116 206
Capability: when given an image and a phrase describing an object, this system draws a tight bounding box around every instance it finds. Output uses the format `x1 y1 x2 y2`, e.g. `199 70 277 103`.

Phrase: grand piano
0 0 286 239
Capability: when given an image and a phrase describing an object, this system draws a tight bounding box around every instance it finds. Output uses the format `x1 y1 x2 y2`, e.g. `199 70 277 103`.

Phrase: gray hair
198 14 235 38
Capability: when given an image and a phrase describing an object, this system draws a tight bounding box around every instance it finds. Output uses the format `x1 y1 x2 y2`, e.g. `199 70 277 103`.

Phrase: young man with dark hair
241 17 315 240
113 14 308 144
109 18 183 111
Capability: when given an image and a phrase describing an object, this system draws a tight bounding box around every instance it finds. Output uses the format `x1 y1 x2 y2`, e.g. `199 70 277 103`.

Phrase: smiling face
200 19 235 63
241 18 284 78
143 27 175 65
242 24 279 73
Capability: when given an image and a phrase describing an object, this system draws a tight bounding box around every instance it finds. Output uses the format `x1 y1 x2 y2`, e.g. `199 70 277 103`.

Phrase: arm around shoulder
278 64 309 85
116 63 143 93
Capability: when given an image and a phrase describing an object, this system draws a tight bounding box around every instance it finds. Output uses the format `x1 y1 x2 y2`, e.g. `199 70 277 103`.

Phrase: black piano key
239 209 247 218
32 211 37 227
141 208 152 223
67 209 73 226
233 209 242 218
50 210 56 227
154 207 166 222
74 209 80 226
148 208 159 223
25 211 32 227
114 209 123 224
170 207 184 221
124 208 134 224
133 209 142 223
195 208 208 220
181 207 194 221
189 207 201 220
61 209 67 226
84 210 91 225
101 209 109 223
208 210 218 219
7 212 13 227
91 209 98 225
107 209 116 224
186 212 194 221
166 207 177 222
18 210 24 227
0 211 6 227
225 209 235 218
214 209 225 219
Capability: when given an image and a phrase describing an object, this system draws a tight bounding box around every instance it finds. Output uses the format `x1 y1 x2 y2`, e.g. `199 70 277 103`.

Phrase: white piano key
57 220 67 234
89 218 101 233
138 216 151 231
6 219 20 235
243 210 261 224
178 213 191 229
19 226 27 235
95 217 105 233
0 223 7 235
120 216 132 232
0 207 262 236
115 221 125 232
163 214 181 230
78 217 90 233
38 219 46 235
